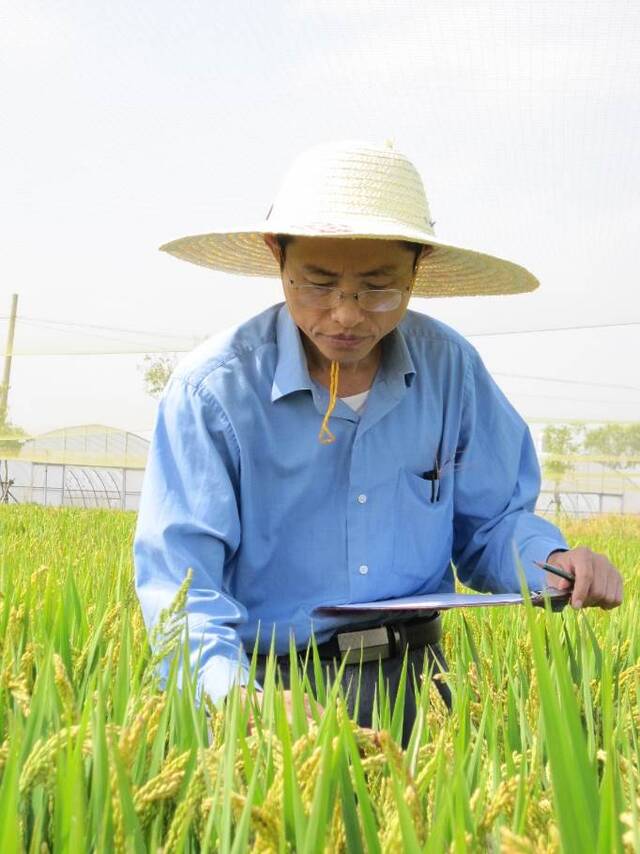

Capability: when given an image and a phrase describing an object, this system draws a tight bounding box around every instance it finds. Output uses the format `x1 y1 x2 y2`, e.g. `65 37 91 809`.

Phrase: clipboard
312 588 570 616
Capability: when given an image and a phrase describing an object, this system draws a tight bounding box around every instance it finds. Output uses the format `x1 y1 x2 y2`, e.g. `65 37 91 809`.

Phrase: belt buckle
336 626 391 664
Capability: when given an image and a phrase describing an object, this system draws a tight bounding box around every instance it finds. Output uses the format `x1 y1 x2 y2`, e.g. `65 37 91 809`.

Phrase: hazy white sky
2 0 639 438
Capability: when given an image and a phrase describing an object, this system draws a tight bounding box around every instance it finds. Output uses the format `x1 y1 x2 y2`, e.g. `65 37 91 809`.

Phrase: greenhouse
0 424 148 510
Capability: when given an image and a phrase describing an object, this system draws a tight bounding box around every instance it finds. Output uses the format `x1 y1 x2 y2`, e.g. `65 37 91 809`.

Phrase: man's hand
545 546 623 610
239 686 323 733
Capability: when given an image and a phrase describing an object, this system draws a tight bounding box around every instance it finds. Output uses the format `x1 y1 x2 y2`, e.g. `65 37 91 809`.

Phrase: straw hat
159 139 539 298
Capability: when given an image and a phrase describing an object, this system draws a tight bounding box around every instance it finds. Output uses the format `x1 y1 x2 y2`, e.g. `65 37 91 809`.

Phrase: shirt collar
271 304 314 402
379 315 417 390
271 303 416 403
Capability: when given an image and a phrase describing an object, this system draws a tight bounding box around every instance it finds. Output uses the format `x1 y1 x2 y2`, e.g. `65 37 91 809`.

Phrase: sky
1 0 639 440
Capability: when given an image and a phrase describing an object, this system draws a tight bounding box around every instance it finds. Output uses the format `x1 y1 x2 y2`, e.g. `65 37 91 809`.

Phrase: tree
583 422 640 470
0 414 28 504
139 353 178 399
0 414 28 456
541 423 585 512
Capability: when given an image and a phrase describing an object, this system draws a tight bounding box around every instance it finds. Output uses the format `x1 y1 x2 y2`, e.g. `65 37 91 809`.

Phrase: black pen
420 466 440 502
533 560 575 585
434 436 443 503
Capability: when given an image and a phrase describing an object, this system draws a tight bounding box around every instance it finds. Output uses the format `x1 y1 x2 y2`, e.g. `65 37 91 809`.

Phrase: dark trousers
254 638 451 749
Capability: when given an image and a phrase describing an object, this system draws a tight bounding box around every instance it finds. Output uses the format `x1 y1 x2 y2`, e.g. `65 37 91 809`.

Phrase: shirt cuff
198 654 264 709
515 536 571 592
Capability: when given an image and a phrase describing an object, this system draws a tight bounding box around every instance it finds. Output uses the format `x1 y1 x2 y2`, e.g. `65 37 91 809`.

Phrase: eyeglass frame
283 269 417 314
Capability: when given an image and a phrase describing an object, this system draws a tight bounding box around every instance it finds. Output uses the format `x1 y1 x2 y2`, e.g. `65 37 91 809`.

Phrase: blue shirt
133 302 569 705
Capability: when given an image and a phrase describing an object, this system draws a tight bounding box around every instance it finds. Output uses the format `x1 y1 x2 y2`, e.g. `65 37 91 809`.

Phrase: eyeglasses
285 279 411 313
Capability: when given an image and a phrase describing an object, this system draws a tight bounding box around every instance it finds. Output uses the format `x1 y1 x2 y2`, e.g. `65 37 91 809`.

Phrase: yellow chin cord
318 360 340 445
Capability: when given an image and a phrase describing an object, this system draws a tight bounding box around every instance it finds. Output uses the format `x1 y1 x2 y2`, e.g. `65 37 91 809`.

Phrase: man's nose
330 292 367 326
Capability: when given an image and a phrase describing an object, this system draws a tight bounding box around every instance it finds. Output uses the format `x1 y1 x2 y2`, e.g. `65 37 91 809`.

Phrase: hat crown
268 139 435 236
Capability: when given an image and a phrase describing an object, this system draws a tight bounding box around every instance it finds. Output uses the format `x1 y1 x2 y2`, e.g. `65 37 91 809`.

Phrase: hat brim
159 219 539 298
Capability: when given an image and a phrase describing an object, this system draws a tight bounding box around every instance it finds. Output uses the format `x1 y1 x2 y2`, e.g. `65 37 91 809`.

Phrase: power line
4 317 640 390
7 349 184 356
467 320 640 337
509 391 640 406
494 373 640 392
3 316 640 338
0 315 206 342
17 319 200 348
526 415 640 425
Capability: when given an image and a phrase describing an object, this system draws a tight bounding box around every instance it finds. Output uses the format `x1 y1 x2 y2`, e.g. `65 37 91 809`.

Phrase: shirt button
359 564 369 575
357 494 367 504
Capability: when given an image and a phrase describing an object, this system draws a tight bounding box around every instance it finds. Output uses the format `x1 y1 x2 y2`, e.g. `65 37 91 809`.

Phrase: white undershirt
339 389 371 413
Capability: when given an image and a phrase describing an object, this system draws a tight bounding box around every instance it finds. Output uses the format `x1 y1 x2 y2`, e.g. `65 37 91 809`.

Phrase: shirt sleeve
451 349 570 593
133 374 262 707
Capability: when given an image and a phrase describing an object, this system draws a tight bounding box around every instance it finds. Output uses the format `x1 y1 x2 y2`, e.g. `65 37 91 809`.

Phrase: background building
1 424 148 510
530 421 640 517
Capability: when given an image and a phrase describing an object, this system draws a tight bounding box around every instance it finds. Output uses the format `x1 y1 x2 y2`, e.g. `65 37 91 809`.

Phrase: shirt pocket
391 468 454 594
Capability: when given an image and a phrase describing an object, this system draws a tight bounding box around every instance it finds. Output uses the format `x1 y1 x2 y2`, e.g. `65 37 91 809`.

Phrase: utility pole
0 293 18 426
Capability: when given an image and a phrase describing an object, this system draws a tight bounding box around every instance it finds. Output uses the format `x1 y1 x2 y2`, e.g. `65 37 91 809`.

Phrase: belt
312 611 442 665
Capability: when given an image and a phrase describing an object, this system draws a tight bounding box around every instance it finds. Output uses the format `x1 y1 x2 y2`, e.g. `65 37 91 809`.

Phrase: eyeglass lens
291 284 403 312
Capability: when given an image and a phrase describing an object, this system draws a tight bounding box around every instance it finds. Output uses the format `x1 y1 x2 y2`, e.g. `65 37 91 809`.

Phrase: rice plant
0 505 638 851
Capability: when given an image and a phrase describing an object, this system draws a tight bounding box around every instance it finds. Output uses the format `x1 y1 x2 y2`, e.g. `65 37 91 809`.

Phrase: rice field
0 506 639 852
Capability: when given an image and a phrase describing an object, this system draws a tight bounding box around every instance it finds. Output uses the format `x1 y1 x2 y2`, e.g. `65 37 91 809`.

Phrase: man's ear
410 244 432 278
419 244 434 261
263 233 282 265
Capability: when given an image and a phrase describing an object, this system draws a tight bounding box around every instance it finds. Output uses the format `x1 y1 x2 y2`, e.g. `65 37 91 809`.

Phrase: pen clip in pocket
420 467 441 503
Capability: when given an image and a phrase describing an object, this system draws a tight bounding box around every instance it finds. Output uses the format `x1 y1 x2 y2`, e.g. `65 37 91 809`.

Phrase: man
133 139 622 745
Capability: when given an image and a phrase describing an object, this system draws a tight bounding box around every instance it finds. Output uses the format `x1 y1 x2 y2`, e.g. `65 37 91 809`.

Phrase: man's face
264 235 422 372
